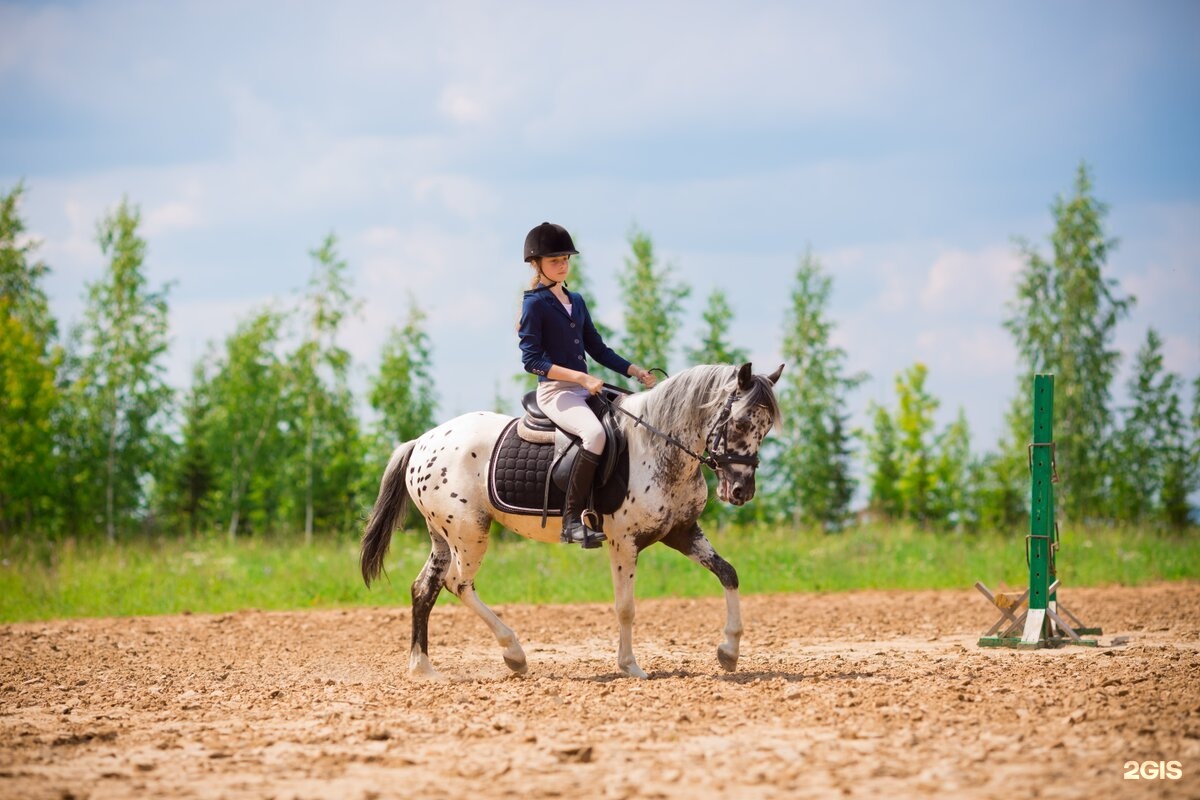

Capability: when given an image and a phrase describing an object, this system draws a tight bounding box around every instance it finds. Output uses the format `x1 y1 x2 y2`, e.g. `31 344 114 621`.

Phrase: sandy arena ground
2 583 1198 799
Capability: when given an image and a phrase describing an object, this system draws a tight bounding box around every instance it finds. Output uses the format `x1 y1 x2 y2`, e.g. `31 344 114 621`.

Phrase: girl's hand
630 365 657 388
581 373 604 395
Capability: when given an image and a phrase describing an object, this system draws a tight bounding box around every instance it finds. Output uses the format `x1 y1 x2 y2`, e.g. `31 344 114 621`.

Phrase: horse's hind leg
661 524 743 672
410 531 451 679
443 523 528 675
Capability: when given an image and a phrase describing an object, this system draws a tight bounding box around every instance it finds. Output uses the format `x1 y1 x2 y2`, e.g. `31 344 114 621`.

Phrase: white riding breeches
535 380 606 455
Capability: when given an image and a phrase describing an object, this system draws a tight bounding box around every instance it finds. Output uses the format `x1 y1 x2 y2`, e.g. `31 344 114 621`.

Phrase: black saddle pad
488 419 628 519
488 419 566 516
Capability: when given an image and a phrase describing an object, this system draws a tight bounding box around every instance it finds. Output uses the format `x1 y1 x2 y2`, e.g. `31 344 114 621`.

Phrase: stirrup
561 511 606 549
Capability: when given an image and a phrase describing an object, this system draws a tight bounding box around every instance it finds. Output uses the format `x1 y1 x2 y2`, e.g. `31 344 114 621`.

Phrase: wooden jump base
976 374 1100 649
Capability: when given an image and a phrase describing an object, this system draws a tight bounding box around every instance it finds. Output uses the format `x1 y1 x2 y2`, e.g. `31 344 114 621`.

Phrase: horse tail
361 440 418 587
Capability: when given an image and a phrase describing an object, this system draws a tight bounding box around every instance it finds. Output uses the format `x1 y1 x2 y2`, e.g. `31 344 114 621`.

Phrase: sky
2 0 1198 453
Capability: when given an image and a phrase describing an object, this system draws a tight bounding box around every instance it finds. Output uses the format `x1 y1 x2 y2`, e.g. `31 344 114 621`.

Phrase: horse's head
709 362 784 506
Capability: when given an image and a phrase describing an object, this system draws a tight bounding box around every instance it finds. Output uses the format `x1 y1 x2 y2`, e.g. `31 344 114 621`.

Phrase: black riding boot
561 449 605 549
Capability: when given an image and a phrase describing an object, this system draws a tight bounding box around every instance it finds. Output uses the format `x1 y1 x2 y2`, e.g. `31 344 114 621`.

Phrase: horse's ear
737 362 753 390
766 363 784 385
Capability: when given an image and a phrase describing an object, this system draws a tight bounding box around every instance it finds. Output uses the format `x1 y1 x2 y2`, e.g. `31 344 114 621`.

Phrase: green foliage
0 303 60 533
894 363 938 522
369 295 437 445
164 366 215 536
1005 162 1134 521
686 288 748 366
862 402 902 519
0 182 56 343
769 251 863 528
0 183 62 534
865 364 983 529
289 234 365 542
60 199 173 541
928 410 980 531
1110 329 1195 527
196 308 291 538
976 397 1029 532
617 227 690 383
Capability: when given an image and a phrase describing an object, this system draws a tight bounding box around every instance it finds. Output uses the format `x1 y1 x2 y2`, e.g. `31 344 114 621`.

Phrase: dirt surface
2 584 1199 800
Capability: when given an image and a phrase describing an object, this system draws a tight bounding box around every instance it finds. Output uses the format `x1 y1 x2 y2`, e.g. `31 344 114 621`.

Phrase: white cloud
412 175 499 220
915 326 1016 378
437 85 493 126
919 247 1022 313
144 201 202 237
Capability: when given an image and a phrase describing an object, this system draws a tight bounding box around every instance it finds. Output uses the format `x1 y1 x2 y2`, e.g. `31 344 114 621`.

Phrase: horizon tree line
1 163 1197 540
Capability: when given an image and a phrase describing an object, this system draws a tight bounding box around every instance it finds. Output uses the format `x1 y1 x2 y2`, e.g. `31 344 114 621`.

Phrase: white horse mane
625 364 781 439
629 364 736 432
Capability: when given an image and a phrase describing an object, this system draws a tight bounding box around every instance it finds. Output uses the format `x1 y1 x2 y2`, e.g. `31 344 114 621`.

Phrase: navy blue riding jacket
518 284 632 382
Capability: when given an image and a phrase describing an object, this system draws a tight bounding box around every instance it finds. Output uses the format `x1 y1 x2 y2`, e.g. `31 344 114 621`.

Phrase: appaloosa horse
361 362 782 678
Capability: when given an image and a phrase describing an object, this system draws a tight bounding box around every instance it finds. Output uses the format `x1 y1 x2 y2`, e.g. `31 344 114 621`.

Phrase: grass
1 524 1197 623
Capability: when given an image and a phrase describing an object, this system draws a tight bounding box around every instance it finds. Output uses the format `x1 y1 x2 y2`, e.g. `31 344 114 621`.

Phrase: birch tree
618 227 689 383
200 308 289 539
1004 163 1133 521
64 199 172 541
770 252 862 528
289 234 362 542
686 288 748 367
370 295 437 445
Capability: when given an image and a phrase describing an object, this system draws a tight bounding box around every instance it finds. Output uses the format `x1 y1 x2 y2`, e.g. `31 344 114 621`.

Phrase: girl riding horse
518 222 656 548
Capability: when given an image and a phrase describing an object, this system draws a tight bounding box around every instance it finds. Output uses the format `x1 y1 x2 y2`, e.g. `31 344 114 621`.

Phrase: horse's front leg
661 523 743 672
608 537 647 678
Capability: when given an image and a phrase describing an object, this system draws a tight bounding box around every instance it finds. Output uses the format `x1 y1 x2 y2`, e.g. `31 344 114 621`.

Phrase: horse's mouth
717 477 750 506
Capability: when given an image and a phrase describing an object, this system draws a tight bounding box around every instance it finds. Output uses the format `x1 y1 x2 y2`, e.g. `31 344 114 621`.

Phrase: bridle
601 380 760 473
703 387 760 469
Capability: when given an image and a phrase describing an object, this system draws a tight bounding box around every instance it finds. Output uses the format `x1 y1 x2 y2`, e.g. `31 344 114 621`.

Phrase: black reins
598 374 759 472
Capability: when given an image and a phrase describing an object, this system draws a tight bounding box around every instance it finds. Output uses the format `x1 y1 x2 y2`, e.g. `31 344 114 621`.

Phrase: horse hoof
504 654 528 675
717 646 738 672
621 663 649 679
409 653 444 681
408 662 446 681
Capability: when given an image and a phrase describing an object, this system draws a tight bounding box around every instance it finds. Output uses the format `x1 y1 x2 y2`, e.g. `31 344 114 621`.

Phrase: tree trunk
227 483 242 541
106 408 117 543
305 342 316 546
305 393 314 546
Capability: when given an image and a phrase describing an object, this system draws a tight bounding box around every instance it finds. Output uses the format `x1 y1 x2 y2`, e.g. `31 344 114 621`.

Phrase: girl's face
538 255 570 284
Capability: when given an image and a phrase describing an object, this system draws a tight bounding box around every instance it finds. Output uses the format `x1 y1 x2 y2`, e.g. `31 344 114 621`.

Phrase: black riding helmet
524 222 579 262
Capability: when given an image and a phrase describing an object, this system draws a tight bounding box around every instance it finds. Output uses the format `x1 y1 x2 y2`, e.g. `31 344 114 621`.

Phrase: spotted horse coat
361 362 783 679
